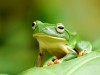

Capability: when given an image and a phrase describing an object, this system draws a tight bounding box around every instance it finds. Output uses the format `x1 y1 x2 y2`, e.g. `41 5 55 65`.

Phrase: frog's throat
33 33 69 57
33 33 67 42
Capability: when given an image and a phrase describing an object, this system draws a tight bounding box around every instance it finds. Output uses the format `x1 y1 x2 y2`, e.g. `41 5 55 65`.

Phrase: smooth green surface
19 51 100 75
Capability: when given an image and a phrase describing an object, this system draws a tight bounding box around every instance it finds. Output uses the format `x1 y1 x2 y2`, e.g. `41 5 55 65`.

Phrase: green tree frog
32 21 92 67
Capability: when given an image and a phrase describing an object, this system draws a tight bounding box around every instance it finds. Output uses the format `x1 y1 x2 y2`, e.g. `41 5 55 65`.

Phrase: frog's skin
32 21 92 67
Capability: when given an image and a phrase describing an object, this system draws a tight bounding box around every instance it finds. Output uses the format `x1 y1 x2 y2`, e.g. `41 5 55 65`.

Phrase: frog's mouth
33 33 66 42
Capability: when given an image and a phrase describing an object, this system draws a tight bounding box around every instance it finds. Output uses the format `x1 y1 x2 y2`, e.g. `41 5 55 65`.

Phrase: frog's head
32 21 70 44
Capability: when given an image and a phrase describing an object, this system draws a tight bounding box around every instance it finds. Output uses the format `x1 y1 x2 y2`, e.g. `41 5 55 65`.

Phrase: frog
32 20 92 67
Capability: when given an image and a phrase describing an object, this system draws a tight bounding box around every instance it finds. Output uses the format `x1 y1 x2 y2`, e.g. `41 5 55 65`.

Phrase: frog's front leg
44 53 77 67
60 46 77 62
44 46 77 66
36 48 44 67
75 41 92 57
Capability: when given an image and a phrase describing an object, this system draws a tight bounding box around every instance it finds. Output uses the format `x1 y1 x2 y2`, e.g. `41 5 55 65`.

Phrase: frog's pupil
32 23 35 27
58 26 64 29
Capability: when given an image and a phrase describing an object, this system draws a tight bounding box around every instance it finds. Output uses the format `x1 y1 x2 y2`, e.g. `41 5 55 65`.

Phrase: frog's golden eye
56 23 64 33
32 21 36 30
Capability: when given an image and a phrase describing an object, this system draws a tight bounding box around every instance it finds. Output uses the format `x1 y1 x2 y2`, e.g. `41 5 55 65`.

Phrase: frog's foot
75 41 92 57
43 60 55 67
52 58 61 64
45 58 61 66
46 60 55 66
78 51 86 57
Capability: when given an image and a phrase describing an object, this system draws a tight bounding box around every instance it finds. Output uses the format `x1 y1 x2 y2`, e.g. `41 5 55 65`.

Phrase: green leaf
19 51 100 75
19 67 56 75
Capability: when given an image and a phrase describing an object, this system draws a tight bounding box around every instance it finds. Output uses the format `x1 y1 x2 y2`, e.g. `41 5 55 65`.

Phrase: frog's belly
36 36 68 58
46 47 67 58
39 41 68 58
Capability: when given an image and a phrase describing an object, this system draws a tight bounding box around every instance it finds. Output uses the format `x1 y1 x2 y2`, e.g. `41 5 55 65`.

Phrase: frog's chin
33 33 66 42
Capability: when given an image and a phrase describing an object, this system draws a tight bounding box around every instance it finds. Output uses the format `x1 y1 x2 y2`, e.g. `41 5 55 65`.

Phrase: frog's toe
45 58 61 66
52 57 61 64
78 51 86 57
78 52 82 57
47 61 54 66
54 59 61 64
43 61 54 67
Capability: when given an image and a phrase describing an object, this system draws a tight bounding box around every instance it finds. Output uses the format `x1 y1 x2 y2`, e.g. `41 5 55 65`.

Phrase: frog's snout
43 27 53 33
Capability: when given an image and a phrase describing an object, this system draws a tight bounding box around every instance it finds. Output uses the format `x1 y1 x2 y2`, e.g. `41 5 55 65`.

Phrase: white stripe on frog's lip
33 33 66 41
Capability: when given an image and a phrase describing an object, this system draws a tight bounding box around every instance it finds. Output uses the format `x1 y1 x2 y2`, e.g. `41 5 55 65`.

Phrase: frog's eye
32 21 36 30
56 24 64 33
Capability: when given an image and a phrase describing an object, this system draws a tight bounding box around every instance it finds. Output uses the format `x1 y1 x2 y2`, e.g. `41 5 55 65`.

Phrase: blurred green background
0 0 100 74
